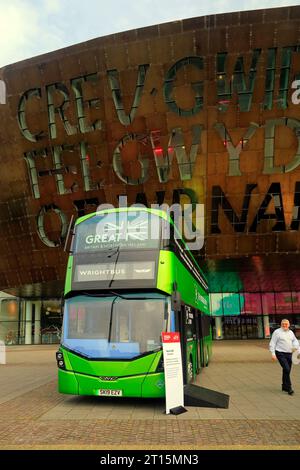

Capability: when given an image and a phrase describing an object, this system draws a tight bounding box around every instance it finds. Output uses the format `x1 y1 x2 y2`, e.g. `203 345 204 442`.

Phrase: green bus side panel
141 372 165 398
174 255 209 313
157 251 209 313
156 251 174 295
58 369 79 395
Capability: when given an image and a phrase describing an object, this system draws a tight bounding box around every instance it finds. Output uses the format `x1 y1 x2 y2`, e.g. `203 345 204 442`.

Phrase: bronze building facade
0 5 300 344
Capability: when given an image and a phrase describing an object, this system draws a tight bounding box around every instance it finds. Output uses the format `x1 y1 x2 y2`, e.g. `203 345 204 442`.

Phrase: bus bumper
58 369 79 395
58 370 165 398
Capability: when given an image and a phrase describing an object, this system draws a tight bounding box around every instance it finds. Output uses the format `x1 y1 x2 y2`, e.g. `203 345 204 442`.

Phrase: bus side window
185 305 195 339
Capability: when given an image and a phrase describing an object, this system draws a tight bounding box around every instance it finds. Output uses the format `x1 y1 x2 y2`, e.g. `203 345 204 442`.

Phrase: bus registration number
99 389 122 397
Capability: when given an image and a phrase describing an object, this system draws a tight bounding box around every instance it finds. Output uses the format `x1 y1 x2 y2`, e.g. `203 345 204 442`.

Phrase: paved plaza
1 340 300 449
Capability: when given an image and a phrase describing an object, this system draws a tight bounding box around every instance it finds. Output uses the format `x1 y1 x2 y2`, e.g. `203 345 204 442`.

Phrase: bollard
0 340 6 364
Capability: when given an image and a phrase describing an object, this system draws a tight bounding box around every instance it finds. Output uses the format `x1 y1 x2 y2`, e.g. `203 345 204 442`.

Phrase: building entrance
223 316 263 339
0 296 62 345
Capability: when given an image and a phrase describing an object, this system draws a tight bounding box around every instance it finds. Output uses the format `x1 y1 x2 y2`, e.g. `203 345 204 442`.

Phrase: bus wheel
187 356 194 383
205 347 209 367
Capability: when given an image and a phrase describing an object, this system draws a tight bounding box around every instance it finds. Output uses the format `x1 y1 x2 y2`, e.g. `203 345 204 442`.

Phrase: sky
0 0 299 67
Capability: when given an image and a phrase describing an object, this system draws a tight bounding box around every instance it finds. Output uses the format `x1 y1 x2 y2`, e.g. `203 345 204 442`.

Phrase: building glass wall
1 291 300 344
210 291 300 340
0 298 20 345
0 295 62 345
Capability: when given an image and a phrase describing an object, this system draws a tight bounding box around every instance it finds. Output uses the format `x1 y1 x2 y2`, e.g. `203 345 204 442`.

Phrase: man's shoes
282 385 289 392
288 389 294 395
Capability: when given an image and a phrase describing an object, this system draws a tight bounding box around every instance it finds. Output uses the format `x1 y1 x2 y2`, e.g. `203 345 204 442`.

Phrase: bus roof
75 207 170 225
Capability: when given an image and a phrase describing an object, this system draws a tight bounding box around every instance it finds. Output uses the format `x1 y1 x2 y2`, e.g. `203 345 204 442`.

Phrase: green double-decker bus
57 207 212 398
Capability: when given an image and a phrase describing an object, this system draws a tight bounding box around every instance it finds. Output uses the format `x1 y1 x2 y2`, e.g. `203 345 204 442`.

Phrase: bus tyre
187 357 194 383
205 347 209 367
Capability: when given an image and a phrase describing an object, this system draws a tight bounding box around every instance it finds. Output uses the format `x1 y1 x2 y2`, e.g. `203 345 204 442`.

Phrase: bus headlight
56 351 65 369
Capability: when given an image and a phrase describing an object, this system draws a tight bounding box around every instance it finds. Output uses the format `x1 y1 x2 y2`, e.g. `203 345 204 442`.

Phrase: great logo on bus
75 211 161 252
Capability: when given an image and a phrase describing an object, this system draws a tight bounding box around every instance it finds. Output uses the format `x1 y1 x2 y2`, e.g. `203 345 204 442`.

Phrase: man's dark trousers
275 350 293 390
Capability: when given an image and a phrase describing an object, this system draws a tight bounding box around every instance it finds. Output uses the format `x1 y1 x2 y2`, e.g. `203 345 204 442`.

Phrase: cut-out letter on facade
164 56 203 116
107 65 149 126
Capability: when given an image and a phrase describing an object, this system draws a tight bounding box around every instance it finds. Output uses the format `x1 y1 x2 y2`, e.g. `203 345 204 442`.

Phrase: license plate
98 389 123 397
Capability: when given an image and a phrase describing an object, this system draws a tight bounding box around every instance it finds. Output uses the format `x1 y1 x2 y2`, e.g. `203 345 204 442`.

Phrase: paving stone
1 340 300 448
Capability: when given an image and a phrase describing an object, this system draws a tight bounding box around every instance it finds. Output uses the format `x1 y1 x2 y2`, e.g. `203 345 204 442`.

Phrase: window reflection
63 294 166 359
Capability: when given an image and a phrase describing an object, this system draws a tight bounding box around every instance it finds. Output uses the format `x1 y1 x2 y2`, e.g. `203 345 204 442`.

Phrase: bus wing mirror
171 291 181 312
60 291 65 317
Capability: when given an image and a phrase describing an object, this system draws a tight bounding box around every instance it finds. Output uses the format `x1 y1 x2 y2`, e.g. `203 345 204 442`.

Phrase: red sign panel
162 332 180 343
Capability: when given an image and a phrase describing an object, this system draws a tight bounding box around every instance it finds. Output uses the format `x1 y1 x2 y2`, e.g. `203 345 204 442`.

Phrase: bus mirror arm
60 291 64 318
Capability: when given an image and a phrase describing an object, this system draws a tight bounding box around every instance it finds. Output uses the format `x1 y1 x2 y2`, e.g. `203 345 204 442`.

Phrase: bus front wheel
205 347 209 367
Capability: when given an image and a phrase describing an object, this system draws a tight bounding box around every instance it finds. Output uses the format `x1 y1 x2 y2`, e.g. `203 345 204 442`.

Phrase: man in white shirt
269 319 300 395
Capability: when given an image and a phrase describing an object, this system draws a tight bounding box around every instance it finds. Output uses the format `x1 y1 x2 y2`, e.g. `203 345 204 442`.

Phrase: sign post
0 340 6 365
162 332 187 415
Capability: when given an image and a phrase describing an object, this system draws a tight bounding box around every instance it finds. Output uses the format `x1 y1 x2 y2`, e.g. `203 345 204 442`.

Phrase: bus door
183 304 197 383
175 304 197 383
175 305 187 384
